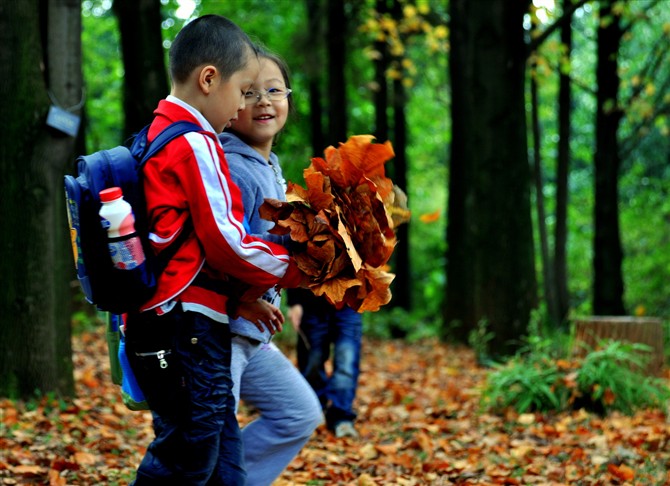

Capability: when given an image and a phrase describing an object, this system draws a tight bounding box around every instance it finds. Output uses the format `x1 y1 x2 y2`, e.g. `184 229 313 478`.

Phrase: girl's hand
237 299 285 335
287 304 303 332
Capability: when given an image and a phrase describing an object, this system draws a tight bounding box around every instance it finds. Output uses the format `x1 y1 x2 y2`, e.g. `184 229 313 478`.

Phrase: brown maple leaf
259 135 409 312
310 134 394 189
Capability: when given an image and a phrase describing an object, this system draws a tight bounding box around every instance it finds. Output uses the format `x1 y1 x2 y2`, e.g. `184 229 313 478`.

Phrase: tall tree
325 0 347 145
593 0 625 315
113 0 169 137
530 63 558 324
388 0 411 311
0 0 81 398
388 77 411 312
372 0 390 144
445 0 537 357
305 0 325 157
524 0 588 327
554 2 573 325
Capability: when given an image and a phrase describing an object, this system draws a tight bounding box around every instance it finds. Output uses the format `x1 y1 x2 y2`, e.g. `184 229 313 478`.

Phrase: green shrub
575 340 670 415
481 338 670 416
480 357 566 413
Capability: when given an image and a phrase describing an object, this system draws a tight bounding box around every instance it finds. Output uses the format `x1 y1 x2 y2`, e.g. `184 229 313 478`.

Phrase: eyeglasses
244 88 292 105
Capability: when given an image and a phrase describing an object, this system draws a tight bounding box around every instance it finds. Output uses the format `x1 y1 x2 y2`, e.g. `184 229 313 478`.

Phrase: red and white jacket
139 96 301 321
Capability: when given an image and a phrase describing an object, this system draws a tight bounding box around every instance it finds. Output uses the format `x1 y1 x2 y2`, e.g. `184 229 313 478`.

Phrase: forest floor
2 325 670 485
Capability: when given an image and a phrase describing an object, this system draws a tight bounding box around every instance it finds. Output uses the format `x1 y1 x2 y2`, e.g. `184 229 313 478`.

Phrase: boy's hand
237 299 284 335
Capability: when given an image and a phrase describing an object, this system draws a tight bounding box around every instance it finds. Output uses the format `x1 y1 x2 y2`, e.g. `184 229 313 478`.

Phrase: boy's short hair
169 15 257 84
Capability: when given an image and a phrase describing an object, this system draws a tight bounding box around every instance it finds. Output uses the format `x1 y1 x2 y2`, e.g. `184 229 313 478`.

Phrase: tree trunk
390 76 411 312
445 0 537 358
325 0 347 145
373 0 390 144
531 67 558 324
593 0 625 315
113 0 169 137
554 5 572 326
0 0 80 399
382 0 410 312
305 0 325 157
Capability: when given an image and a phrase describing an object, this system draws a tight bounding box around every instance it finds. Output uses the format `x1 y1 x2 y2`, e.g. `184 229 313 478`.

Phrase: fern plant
481 337 670 416
575 340 670 415
480 357 566 413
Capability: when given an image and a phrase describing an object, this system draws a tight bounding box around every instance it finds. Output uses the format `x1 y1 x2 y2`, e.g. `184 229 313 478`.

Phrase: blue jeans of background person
126 308 245 486
297 305 363 430
231 338 322 486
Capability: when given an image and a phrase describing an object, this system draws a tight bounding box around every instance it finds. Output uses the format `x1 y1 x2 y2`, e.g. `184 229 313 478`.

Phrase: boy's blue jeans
126 307 245 486
296 305 362 430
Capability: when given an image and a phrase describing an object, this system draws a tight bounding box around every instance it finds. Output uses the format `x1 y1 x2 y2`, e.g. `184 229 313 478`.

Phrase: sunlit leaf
419 210 440 224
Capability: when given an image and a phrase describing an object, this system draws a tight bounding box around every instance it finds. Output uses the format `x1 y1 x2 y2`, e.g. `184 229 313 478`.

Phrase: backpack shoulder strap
140 121 203 165
138 121 201 273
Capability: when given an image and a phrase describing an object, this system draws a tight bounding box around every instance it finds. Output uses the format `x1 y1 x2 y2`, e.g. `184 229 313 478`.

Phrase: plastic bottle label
108 235 146 270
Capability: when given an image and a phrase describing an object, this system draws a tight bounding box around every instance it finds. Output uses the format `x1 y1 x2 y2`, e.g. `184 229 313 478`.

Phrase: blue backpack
64 121 200 314
65 121 201 411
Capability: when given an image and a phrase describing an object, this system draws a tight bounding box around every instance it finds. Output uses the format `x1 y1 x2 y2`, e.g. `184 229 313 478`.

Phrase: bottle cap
100 187 123 203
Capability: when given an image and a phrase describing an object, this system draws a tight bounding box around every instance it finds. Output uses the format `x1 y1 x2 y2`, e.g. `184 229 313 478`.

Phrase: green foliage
78 0 670 327
619 165 670 318
529 0 670 321
481 357 564 413
71 307 105 335
363 306 441 341
81 1 123 151
467 319 494 364
576 340 670 415
481 335 670 416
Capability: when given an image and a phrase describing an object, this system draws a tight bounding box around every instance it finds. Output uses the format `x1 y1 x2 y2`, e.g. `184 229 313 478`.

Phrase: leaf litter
2 325 670 485
2 137 669 484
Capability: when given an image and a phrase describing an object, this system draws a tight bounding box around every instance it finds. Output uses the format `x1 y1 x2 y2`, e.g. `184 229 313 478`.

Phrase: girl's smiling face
228 58 290 155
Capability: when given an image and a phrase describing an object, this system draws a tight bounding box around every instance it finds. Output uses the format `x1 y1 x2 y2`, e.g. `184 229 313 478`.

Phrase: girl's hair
169 15 258 84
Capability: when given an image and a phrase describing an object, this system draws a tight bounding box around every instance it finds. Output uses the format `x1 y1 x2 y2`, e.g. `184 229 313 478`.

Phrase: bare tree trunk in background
554 6 572 326
531 68 558 323
390 77 411 313
593 0 626 316
305 0 325 157
0 0 80 399
445 0 537 358
373 0 390 143
325 0 347 145
113 0 168 137
387 0 411 313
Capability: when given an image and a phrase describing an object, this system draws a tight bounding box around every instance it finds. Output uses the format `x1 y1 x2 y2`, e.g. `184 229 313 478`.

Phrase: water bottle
99 187 146 270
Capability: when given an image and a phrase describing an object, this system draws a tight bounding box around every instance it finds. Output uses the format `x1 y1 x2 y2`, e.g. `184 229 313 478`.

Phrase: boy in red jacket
124 15 304 485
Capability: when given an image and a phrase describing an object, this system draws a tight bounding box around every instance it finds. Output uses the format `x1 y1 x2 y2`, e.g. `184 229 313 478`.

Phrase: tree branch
527 0 590 57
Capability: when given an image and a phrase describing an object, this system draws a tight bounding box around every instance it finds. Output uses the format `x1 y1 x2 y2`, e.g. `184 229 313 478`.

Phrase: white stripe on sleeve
185 132 290 278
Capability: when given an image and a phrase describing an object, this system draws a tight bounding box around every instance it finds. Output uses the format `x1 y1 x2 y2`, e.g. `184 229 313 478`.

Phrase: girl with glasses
219 46 322 486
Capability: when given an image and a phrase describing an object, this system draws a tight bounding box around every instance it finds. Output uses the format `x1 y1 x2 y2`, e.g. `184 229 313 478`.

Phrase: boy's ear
199 65 218 94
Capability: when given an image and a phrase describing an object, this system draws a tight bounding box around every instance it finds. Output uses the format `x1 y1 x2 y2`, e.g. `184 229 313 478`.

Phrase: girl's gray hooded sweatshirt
219 131 290 343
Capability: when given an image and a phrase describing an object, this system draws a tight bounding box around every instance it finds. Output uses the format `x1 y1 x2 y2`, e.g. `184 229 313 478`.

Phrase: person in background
124 16 307 485
219 45 323 486
287 288 363 439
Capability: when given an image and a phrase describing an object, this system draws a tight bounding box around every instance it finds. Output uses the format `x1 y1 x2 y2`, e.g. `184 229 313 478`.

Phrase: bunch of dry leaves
260 135 410 312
